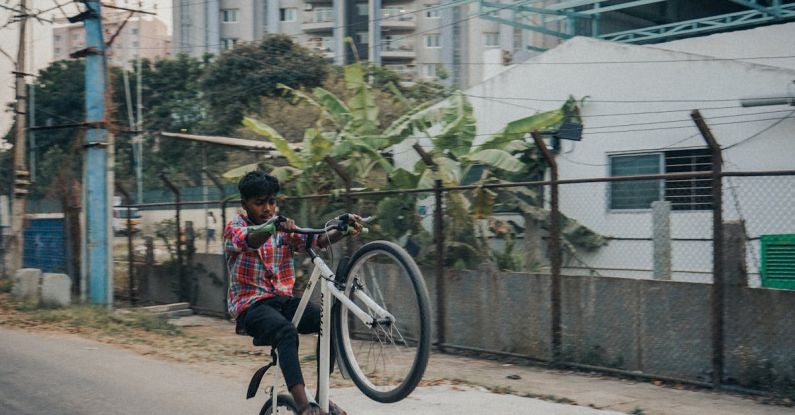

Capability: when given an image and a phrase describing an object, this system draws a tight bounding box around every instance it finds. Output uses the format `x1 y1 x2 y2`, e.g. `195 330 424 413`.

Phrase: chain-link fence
108 167 795 398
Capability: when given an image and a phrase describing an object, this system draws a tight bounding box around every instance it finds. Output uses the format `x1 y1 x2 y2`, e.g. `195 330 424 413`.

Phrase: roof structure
479 0 795 50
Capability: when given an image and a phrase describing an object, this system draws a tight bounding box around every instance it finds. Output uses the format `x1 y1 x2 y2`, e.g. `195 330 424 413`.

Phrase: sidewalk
168 315 791 415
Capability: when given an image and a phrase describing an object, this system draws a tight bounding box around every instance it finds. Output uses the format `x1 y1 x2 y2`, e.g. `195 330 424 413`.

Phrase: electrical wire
723 109 795 150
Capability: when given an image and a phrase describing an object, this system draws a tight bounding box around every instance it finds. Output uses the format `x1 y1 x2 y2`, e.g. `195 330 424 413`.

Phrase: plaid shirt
225 213 311 319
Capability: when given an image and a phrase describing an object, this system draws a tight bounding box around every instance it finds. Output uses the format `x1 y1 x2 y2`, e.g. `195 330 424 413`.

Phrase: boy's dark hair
238 171 280 200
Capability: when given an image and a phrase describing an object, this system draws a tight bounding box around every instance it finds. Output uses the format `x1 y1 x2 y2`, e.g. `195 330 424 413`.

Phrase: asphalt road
0 327 621 415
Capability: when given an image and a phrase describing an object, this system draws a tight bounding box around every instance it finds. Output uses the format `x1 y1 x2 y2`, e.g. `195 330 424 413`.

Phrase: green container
761 234 795 290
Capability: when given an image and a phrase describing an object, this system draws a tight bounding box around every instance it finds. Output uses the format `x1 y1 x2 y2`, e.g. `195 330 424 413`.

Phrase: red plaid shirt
225 213 311 319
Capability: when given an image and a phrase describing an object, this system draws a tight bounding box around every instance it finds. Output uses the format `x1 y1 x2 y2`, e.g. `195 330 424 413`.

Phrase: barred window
608 149 713 211
664 148 712 211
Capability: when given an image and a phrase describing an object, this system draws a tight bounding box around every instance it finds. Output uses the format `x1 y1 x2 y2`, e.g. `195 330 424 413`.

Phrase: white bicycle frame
267 253 395 413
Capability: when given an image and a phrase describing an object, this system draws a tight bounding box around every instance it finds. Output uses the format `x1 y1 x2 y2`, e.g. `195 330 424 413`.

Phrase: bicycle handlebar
267 214 373 235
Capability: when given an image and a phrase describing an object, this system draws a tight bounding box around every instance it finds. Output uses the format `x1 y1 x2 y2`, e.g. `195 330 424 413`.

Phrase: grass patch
26 305 182 336
0 278 12 294
627 407 646 415
523 392 576 405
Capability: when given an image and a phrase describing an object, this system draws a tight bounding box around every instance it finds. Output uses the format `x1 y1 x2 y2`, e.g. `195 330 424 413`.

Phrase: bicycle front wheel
332 241 431 403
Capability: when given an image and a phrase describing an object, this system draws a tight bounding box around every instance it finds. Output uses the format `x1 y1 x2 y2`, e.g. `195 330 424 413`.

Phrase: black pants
241 296 334 389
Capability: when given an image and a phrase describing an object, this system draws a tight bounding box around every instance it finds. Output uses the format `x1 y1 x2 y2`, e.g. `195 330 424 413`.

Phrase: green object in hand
248 221 276 238
344 225 369 235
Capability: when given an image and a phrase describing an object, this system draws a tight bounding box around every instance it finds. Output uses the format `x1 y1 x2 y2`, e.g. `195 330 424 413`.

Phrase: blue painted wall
23 218 67 273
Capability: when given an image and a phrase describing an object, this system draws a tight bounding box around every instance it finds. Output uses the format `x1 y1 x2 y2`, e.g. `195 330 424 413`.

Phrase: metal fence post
413 143 446 349
324 156 353 256
204 168 227 254
114 182 136 305
159 173 186 302
691 109 724 389
531 131 562 363
220 196 235 318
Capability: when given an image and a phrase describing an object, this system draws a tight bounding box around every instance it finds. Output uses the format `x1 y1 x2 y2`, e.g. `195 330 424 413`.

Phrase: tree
130 54 218 188
201 35 329 134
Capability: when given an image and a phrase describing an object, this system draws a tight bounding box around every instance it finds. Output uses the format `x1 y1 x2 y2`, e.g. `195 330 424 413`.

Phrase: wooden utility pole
691 109 725 389
8 0 30 277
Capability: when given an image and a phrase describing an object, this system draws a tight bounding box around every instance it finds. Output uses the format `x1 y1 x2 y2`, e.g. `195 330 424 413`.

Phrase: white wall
658 22 795 71
459 33 795 284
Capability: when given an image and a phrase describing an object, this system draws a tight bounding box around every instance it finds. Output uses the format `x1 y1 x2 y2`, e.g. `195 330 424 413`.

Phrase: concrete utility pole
135 26 143 204
81 1 113 305
8 0 30 277
368 0 381 66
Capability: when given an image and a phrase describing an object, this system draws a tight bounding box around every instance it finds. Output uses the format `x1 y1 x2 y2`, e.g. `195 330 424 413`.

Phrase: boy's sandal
299 402 323 415
328 400 347 415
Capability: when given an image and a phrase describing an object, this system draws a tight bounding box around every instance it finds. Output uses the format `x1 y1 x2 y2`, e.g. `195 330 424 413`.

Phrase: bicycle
243 214 432 414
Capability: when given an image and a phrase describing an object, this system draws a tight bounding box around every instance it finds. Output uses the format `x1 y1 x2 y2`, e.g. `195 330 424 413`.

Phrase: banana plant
223 60 445 227
393 94 604 271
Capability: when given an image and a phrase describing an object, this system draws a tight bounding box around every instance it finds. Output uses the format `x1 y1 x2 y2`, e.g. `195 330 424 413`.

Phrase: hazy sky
0 0 172 141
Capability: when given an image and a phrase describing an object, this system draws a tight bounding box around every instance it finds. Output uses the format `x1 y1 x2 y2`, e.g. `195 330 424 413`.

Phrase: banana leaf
344 62 379 134
243 117 305 169
222 163 261 179
433 92 476 158
466 149 524 173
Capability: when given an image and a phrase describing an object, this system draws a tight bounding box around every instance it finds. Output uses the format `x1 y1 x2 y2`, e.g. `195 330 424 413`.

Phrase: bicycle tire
259 394 299 415
332 240 431 403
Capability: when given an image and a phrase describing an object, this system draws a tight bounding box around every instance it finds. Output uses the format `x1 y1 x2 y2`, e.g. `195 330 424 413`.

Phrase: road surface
0 327 621 414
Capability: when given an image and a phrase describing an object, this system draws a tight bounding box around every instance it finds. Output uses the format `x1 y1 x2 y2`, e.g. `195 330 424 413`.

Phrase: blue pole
83 1 112 305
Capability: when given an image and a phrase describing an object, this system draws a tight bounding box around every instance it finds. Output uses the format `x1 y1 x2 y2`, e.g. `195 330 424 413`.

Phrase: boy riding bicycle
225 171 362 415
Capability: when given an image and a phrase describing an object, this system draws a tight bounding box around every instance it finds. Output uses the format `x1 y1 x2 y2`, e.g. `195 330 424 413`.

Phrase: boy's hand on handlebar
280 217 297 232
344 213 365 236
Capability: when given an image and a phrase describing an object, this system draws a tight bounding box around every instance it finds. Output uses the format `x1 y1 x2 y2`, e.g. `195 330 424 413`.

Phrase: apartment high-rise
172 0 795 88
53 12 171 69
173 0 522 87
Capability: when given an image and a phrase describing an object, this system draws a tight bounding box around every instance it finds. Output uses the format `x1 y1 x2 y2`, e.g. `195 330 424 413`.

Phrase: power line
584 109 795 130
463 93 749 116
723 110 795 150
464 93 771 104
585 114 795 135
375 112 795 158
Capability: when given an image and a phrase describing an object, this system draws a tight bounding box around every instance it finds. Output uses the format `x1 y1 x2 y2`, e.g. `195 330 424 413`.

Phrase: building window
425 6 440 18
609 153 661 210
72 33 79 41
356 32 369 44
664 148 712 210
131 28 139 35
54 47 61 54
424 33 440 48
423 64 437 78
608 149 712 210
484 32 499 47
221 38 238 50
54 35 62 42
132 41 139 48
308 7 334 23
280 8 297 22
357 3 369 15
222 9 239 23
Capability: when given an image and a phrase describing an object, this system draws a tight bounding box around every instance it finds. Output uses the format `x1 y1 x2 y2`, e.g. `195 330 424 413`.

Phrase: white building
403 22 795 285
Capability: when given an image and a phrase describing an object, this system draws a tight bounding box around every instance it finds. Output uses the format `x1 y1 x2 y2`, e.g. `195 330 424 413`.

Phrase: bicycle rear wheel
332 241 431 403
